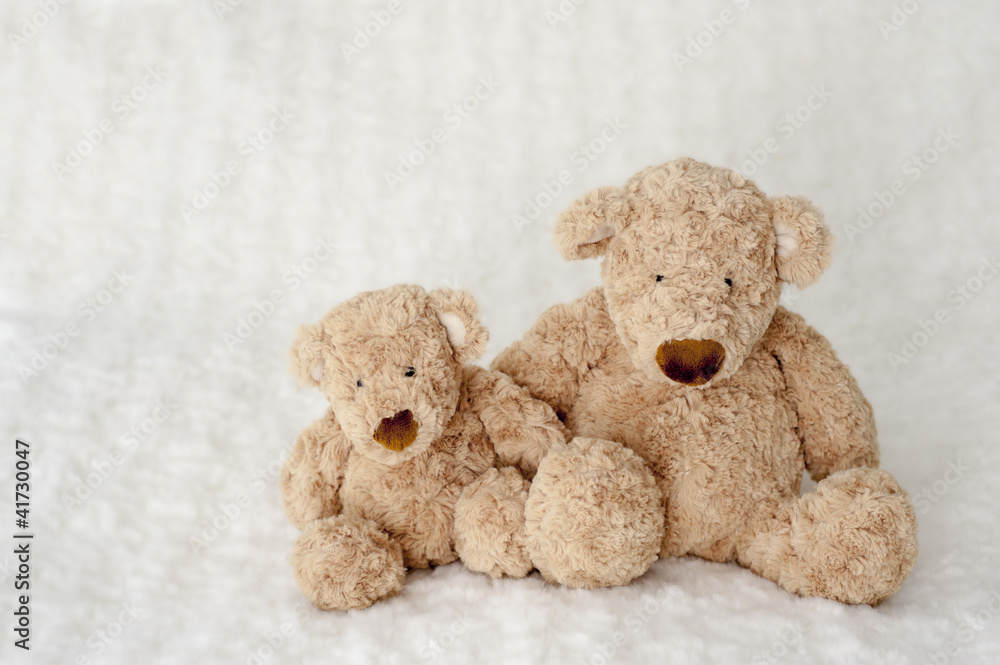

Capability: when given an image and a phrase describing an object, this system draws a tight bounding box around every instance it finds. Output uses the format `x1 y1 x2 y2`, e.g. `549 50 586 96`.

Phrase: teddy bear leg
524 437 665 589
291 515 406 610
736 467 918 605
454 467 533 579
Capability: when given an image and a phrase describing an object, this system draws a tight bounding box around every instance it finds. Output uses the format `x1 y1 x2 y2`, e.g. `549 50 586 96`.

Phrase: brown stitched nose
373 410 418 451
656 339 726 386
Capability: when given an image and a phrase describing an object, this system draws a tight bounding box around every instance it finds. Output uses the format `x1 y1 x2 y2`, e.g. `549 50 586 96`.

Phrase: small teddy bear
494 158 919 605
281 284 662 609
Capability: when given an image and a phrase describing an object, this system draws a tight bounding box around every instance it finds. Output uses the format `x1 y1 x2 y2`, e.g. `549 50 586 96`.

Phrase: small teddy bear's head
290 285 488 465
555 158 833 387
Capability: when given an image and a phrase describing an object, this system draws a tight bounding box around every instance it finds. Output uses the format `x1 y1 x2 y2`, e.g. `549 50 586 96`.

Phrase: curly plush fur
525 438 664 588
282 284 664 609
494 158 918 605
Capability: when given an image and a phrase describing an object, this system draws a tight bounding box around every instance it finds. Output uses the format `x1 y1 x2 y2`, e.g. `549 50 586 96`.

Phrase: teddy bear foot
524 437 665 589
291 515 406 610
737 467 919 605
454 467 533 579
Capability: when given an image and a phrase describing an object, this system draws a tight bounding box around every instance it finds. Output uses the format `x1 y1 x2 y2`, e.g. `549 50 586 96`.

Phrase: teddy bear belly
339 431 495 569
342 482 460 568
569 361 803 561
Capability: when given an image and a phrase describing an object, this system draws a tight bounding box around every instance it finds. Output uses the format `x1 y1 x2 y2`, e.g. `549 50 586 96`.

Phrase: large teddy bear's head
290 284 488 465
555 157 833 387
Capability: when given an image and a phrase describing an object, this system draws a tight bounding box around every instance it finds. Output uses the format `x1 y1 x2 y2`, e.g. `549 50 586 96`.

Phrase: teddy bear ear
771 195 835 288
289 323 328 388
554 185 632 260
427 288 489 364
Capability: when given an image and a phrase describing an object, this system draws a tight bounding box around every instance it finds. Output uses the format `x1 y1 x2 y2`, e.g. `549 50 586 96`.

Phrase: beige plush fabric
292 516 406 611
524 438 665 588
282 284 664 609
283 285 567 609
494 158 918 605
453 467 533 579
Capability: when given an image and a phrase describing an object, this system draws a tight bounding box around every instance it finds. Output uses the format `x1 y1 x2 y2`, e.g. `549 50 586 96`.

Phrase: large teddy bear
282 284 663 609
494 158 919 605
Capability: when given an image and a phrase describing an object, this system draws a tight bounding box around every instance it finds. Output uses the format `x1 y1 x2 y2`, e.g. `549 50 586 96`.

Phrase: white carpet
2 1 999 663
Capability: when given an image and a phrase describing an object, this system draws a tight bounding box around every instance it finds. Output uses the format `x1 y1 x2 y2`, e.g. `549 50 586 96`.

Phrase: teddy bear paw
291 516 405 610
524 437 665 588
454 467 533 579
791 467 919 605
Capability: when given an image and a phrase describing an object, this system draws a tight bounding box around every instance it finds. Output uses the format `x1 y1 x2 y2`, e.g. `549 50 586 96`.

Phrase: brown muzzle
656 339 726 386
373 410 419 451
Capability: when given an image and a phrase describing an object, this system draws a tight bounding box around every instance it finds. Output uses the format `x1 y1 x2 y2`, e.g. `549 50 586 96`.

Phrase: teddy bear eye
655 275 664 283
405 367 416 377
725 278 733 288
356 379 364 388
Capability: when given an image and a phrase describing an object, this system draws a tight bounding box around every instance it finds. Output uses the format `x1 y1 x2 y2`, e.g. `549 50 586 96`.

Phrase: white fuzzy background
1 0 998 663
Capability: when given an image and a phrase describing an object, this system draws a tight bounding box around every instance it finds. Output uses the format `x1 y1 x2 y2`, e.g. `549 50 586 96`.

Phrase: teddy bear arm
454 467 533 579
281 411 352 530
491 292 607 421
765 307 880 480
463 366 570 478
